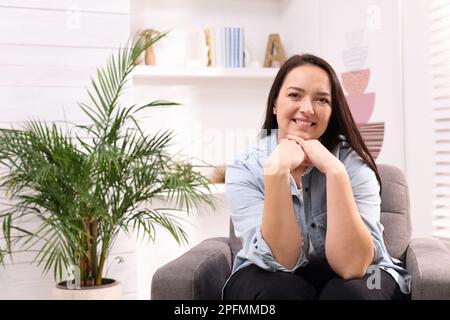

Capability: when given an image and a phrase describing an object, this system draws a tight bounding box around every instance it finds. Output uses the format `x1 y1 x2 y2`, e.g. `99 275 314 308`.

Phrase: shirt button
305 187 309 192
311 223 316 228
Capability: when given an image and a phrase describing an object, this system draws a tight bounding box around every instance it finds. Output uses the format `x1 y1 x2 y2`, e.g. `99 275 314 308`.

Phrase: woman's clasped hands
264 134 343 176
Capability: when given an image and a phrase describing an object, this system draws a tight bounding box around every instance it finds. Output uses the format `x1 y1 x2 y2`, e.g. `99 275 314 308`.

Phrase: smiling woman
261 55 380 186
273 65 332 141
222 53 412 300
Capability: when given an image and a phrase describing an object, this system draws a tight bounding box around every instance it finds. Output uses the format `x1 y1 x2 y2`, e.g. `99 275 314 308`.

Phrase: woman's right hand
264 138 305 176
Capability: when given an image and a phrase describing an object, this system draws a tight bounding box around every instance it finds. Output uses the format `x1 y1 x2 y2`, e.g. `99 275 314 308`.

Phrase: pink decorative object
357 122 385 160
342 69 370 95
346 92 375 125
342 46 368 70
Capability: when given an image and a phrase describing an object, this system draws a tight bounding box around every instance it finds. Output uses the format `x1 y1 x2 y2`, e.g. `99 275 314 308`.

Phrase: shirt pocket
312 208 328 233
310 208 328 257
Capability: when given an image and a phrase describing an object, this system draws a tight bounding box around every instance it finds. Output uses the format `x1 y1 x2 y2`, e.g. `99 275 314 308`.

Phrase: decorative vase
143 29 156 65
346 92 375 125
342 68 370 95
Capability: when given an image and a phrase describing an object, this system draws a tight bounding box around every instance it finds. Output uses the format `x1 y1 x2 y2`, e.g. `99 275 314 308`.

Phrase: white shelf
132 65 279 83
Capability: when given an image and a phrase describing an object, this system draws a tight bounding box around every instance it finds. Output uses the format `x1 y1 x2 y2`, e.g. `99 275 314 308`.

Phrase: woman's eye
288 93 300 98
317 98 329 104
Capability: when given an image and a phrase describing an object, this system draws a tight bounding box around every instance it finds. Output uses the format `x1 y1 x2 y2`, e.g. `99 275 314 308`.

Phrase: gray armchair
151 164 450 300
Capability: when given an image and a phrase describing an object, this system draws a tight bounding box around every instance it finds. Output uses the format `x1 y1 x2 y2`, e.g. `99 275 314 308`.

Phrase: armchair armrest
151 237 233 300
406 237 450 299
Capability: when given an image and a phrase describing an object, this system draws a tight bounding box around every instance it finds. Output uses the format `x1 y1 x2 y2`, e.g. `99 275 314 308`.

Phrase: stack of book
204 27 245 68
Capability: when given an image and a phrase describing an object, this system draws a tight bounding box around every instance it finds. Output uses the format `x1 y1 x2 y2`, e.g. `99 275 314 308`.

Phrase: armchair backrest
228 164 412 263
377 164 412 261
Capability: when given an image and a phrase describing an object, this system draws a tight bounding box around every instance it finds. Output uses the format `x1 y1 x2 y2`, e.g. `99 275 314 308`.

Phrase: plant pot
53 278 122 300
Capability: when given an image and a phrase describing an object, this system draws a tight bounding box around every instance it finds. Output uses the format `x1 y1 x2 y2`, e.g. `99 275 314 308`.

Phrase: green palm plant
0 32 216 287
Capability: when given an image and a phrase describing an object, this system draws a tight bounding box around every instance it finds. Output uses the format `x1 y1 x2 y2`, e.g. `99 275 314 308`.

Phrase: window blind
431 0 450 239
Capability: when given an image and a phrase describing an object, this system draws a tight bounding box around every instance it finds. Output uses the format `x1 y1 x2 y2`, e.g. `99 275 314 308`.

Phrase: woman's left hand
286 134 344 175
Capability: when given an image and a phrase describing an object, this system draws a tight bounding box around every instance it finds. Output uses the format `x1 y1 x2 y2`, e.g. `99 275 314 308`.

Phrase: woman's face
273 65 332 141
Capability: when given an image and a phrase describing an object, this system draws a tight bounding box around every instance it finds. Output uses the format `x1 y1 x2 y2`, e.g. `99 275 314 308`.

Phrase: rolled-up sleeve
343 150 384 264
226 156 307 272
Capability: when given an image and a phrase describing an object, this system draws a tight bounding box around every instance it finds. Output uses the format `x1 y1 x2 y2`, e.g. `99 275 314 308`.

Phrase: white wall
281 0 321 55
0 0 136 299
402 0 434 237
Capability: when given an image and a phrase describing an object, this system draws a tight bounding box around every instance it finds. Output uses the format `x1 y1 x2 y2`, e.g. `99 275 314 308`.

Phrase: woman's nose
299 99 314 115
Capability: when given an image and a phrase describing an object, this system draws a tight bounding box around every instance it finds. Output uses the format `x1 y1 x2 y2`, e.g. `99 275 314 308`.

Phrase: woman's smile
292 118 316 131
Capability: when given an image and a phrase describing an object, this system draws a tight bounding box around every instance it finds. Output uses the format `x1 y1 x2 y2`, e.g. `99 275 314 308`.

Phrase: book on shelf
204 27 245 68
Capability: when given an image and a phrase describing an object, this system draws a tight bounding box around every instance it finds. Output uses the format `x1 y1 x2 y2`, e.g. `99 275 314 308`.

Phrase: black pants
223 260 410 300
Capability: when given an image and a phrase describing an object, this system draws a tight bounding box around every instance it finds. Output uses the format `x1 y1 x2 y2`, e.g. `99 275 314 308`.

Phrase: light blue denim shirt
223 130 411 297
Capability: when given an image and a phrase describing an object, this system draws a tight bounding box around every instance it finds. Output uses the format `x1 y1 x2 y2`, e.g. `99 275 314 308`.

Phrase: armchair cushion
151 237 233 300
406 237 450 299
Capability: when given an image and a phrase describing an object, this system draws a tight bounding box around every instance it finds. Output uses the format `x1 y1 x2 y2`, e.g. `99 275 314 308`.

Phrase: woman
222 54 411 300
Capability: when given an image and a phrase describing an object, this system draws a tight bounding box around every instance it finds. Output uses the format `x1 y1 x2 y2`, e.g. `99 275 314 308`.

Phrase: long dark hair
261 54 382 194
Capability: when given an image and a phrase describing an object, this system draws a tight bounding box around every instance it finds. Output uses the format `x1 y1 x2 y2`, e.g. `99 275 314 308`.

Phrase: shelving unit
132 65 279 82
129 0 282 167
